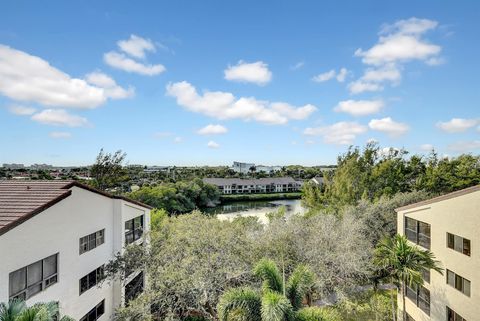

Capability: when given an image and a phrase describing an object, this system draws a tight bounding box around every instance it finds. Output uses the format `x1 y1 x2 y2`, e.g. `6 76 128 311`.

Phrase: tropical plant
373 234 442 321
218 259 331 321
0 300 74 321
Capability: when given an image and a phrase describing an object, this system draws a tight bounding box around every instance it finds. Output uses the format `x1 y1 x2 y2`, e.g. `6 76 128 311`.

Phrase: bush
295 307 341 321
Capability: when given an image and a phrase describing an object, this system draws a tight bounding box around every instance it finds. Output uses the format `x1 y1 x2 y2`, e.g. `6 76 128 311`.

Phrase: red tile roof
0 180 151 236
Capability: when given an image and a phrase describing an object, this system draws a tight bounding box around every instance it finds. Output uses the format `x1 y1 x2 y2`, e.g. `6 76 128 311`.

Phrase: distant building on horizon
204 177 302 194
231 161 282 174
2 163 25 169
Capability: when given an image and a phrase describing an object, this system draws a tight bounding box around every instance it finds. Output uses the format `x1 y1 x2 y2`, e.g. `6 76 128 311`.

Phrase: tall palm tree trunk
402 281 407 321
389 278 397 321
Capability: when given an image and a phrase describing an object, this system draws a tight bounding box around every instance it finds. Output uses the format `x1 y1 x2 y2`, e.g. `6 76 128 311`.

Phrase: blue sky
0 1 479 166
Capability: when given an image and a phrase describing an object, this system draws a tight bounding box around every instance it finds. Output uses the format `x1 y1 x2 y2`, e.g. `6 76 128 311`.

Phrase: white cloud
197 124 228 135
207 140 220 149
312 70 335 82
104 51 165 76
117 35 156 59
270 103 317 120
166 81 316 125
348 81 383 94
436 118 478 133
173 136 183 143
49 131 71 139
290 61 305 71
224 61 272 85
85 71 134 99
336 68 348 82
0 45 129 108
425 57 446 66
355 34 440 65
447 141 480 153
303 121 368 145
7 105 36 115
31 109 90 127
420 143 434 151
348 64 401 94
368 117 409 136
350 18 441 94
312 68 348 83
334 99 384 116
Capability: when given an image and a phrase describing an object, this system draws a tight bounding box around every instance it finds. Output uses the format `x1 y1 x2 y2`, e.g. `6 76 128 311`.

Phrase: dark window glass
80 300 105 321
43 255 57 278
125 215 144 245
125 272 144 304
455 274 463 291
463 239 471 256
27 261 42 286
9 268 26 297
422 269 430 283
406 285 417 302
79 265 104 295
447 233 455 249
454 235 463 252
447 270 455 286
463 278 471 297
80 229 105 255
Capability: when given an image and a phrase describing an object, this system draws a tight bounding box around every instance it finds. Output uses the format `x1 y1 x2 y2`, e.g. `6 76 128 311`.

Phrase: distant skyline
1 1 479 166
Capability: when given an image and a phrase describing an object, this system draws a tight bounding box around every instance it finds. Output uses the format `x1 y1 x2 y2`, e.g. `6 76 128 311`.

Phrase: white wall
0 186 150 320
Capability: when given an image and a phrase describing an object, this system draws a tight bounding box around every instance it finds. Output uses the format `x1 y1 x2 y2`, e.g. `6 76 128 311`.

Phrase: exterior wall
0 186 150 320
397 190 480 321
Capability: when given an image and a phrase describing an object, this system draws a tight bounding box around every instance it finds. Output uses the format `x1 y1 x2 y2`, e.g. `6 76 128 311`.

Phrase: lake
204 199 306 223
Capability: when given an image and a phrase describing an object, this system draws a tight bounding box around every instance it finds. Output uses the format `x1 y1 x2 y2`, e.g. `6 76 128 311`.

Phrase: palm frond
0 299 26 321
253 259 284 294
217 287 262 321
261 291 294 321
285 265 315 310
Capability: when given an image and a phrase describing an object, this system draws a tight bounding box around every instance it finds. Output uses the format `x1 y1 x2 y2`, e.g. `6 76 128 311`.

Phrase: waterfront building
203 177 303 194
0 180 151 320
396 185 479 321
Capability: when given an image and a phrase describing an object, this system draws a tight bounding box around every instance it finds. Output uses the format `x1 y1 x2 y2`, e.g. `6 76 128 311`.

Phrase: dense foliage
127 179 221 214
90 149 129 192
302 143 480 211
0 300 74 321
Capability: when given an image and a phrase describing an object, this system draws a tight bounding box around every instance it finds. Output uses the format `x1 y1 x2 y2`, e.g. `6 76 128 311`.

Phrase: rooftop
0 180 151 236
395 184 480 212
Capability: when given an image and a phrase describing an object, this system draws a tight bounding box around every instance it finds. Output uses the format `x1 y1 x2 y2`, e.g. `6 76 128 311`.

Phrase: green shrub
295 307 341 321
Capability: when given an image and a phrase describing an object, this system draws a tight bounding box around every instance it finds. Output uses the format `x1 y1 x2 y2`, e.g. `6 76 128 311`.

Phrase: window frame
79 229 105 255
446 232 471 256
405 284 430 316
404 217 431 249
125 215 144 245
9 253 58 300
447 306 467 321
446 269 471 297
79 300 105 321
79 265 105 295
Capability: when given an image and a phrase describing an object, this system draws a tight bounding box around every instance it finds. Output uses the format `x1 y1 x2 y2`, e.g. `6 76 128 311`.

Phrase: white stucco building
0 180 151 320
396 185 479 321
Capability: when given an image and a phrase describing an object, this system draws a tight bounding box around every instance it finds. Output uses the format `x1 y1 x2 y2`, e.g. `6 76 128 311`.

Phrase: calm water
204 199 306 223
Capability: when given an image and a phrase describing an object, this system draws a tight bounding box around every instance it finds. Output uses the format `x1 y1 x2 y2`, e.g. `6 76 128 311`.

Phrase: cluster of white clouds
166 81 316 125
349 18 442 94
436 118 478 133
224 61 272 85
104 35 165 76
0 44 137 136
333 99 384 116
197 124 228 135
312 68 348 83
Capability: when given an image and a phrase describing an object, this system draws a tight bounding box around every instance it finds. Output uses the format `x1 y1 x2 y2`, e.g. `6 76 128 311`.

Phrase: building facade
396 185 479 321
0 181 151 320
203 177 303 194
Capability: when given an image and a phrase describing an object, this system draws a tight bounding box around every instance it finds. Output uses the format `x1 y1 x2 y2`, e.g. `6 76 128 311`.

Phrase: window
447 306 467 321
79 229 105 254
125 272 144 304
446 269 471 297
125 215 144 245
79 265 104 295
9 254 58 300
79 300 105 321
447 233 471 256
422 269 431 284
404 217 431 249
405 284 430 316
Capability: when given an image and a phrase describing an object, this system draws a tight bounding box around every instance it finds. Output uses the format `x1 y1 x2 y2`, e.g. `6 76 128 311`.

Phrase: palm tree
0 300 74 321
373 234 442 321
218 258 320 321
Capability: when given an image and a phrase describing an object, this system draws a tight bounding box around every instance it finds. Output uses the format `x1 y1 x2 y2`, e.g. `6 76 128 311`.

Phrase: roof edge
0 190 72 237
395 184 480 212
64 181 153 210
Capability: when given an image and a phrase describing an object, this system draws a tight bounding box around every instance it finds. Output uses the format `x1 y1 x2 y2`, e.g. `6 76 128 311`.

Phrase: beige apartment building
396 185 479 321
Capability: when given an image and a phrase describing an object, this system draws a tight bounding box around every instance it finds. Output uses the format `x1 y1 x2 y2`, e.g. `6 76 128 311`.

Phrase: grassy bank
220 192 302 202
